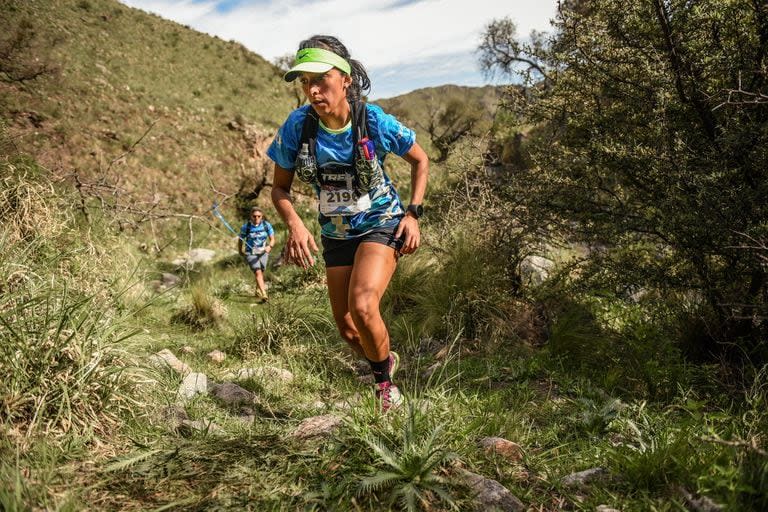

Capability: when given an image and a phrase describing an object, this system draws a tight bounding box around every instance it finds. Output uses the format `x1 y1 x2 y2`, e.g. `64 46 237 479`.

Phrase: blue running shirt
267 104 415 240
239 220 274 254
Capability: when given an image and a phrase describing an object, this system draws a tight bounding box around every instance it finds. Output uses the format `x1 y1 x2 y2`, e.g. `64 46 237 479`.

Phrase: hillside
1 0 295 215
375 84 503 159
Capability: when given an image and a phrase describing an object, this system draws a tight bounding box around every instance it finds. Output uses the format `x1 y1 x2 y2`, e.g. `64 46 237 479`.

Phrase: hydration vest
293 101 383 194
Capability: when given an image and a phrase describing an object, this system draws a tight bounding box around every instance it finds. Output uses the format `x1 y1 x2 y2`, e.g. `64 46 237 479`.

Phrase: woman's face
251 211 263 224
299 68 351 118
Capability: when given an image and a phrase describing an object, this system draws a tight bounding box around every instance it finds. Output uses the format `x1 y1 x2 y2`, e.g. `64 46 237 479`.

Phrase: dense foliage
482 0 768 360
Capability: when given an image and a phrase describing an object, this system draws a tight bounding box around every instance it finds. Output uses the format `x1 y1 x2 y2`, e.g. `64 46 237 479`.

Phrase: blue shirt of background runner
239 220 274 254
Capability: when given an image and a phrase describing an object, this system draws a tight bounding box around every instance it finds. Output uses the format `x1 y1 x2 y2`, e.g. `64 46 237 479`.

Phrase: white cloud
120 0 556 97
122 0 555 66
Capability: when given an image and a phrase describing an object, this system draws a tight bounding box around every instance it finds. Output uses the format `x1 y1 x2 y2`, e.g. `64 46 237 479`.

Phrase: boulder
520 255 555 287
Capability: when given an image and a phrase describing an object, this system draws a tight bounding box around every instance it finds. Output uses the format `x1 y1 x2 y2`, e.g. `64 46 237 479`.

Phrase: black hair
298 35 371 102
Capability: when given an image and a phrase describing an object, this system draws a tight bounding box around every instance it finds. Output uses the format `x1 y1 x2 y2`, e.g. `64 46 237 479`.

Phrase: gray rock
292 415 342 440
520 255 555 287
188 248 216 263
177 372 208 400
151 349 191 376
208 382 256 406
161 272 181 287
561 467 608 489
232 366 294 383
457 469 525 512
678 487 724 512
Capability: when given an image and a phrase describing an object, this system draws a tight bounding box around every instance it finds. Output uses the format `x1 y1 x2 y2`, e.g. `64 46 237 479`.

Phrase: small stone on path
292 415 342 440
561 467 608 489
208 382 256 406
457 469 525 512
177 372 208 400
207 349 226 363
232 366 294 383
479 437 524 462
150 349 191 376
161 272 181 287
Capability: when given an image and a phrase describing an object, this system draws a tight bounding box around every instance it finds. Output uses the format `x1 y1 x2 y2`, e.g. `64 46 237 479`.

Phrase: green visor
283 48 351 82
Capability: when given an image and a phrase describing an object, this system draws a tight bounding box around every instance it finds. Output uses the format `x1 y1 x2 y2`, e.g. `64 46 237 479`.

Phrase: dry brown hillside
1 0 295 220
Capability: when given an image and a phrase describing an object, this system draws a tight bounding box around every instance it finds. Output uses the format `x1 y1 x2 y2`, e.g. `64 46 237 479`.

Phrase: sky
119 0 558 99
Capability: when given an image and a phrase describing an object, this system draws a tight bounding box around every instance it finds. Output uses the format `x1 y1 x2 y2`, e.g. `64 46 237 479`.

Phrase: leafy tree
481 0 768 359
420 97 482 162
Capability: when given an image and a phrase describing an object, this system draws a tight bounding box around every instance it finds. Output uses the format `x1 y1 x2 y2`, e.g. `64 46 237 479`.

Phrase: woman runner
267 35 428 411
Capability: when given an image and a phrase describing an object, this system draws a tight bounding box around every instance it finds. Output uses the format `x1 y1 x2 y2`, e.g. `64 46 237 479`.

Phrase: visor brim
283 62 335 82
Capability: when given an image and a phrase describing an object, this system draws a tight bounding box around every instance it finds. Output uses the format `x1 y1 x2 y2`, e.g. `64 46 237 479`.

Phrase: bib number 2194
319 187 371 216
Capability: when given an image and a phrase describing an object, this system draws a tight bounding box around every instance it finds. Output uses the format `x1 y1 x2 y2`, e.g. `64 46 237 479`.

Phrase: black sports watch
406 204 424 219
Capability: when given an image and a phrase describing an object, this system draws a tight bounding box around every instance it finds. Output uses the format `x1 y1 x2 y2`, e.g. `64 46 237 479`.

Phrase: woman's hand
286 222 319 269
395 215 420 255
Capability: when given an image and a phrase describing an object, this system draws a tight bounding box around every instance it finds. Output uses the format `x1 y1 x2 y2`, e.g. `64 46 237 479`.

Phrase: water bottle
295 143 317 184
356 137 379 191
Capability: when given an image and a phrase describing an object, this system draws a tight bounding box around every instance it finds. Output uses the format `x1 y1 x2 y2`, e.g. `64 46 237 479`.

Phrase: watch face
408 204 423 218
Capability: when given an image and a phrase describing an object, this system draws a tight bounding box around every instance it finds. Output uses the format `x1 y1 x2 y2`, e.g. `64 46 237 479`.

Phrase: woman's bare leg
348 242 398 362
326 265 365 357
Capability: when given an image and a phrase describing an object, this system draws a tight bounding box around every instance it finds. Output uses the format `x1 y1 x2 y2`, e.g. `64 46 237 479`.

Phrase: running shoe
375 381 403 412
388 351 400 381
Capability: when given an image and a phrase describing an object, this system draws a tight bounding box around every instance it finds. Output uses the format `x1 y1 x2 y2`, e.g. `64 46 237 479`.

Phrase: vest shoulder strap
299 102 369 158
300 108 320 157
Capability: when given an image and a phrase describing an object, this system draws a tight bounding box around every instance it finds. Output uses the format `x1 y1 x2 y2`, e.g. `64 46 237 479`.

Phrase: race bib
319 187 372 216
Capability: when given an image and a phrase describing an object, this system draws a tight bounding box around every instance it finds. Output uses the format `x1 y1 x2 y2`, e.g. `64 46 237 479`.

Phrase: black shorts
321 226 403 267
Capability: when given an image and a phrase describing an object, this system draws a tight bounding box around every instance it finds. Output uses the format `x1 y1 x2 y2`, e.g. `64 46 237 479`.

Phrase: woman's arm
271 164 319 268
395 142 429 254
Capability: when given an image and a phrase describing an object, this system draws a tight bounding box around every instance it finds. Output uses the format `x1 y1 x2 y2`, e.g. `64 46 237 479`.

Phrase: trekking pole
210 202 246 242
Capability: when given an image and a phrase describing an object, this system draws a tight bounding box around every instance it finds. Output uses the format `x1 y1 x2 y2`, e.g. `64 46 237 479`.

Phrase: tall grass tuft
228 299 333 357
171 285 227 330
0 145 138 441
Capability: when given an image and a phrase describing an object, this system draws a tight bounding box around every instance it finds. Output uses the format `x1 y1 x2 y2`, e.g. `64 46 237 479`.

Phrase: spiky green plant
357 405 459 511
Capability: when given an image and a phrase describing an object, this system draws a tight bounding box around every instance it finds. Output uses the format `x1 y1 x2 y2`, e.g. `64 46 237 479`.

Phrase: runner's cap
283 48 351 82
